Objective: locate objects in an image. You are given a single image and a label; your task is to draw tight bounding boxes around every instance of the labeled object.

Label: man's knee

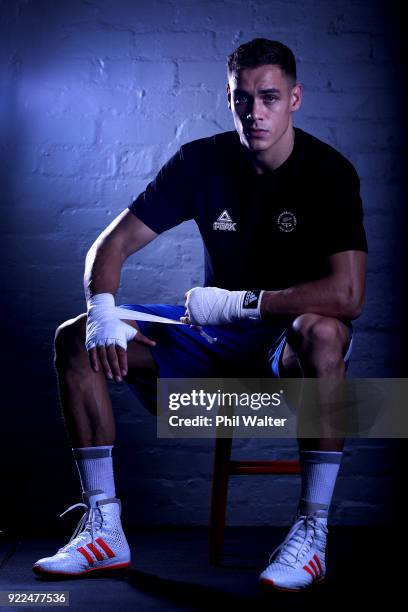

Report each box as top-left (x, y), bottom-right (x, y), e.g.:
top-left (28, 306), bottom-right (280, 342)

top-left (54, 313), bottom-right (87, 364)
top-left (290, 313), bottom-right (346, 353)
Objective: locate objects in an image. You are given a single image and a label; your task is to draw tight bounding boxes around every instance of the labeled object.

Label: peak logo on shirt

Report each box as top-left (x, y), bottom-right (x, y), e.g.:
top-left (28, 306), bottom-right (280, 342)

top-left (277, 211), bottom-right (297, 233)
top-left (213, 210), bottom-right (237, 231)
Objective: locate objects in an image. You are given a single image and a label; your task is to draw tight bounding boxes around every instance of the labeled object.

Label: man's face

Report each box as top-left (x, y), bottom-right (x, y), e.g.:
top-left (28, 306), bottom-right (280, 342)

top-left (227, 64), bottom-right (302, 153)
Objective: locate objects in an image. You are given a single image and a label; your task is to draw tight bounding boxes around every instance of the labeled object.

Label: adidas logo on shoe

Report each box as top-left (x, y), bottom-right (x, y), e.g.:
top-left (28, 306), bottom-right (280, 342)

top-left (76, 536), bottom-right (116, 566)
top-left (302, 553), bottom-right (324, 580)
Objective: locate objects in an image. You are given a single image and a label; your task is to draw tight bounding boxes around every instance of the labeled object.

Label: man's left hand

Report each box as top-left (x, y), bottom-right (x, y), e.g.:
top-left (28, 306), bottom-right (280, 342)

top-left (180, 287), bottom-right (264, 326)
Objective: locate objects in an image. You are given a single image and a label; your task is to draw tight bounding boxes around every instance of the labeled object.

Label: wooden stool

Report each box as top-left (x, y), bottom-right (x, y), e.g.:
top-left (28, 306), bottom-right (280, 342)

top-left (208, 436), bottom-right (301, 565)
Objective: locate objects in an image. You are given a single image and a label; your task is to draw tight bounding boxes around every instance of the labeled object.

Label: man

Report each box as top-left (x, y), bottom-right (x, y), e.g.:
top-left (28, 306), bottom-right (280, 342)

top-left (33, 39), bottom-right (367, 591)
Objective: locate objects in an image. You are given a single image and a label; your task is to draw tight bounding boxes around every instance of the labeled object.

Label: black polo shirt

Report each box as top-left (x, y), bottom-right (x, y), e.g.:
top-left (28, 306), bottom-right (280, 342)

top-left (128, 128), bottom-right (368, 291)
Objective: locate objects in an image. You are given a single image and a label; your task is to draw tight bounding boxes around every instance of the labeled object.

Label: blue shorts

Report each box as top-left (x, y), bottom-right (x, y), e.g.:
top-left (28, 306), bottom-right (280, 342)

top-left (119, 304), bottom-right (354, 414)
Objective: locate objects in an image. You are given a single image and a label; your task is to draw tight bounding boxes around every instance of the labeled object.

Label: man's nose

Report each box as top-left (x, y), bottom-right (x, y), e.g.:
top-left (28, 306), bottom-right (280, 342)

top-left (246, 98), bottom-right (263, 121)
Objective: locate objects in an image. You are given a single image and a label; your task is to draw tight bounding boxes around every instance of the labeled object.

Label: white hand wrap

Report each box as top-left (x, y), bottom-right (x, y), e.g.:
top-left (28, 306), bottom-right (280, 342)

top-left (85, 293), bottom-right (137, 351)
top-left (185, 287), bottom-right (264, 326)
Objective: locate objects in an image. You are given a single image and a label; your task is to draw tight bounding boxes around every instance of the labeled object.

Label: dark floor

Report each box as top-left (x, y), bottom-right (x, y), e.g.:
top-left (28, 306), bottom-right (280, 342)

top-left (0, 526), bottom-right (400, 611)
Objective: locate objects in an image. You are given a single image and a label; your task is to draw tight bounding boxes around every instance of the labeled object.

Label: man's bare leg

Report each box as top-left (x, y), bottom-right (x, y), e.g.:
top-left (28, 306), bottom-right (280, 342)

top-left (278, 313), bottom-right (351, 517)
top-left (280, 313), bottom-right (351, 452)
top-left (32, 313), bottom-right (152, 575)
top-left (54, 313), bottom-right (157, 447)
top-left (260, 314), bottom-right (353, 589)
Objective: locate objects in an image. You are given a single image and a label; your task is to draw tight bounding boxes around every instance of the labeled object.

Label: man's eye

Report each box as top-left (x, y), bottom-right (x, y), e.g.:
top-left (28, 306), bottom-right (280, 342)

top-left (234, 96), bottom-right (247, 105)
top-left (264, 96), bottom-right (278, 103)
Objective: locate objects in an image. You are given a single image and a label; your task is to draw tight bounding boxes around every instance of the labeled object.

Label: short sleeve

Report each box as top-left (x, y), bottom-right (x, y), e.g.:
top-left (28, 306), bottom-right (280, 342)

top-left (321, 162), bottom-right (368, 256)
top-left (128, 147), bottom-right (193, 234)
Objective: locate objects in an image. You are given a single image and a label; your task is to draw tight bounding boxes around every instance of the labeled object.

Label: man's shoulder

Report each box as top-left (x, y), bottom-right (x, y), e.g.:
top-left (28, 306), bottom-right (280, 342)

top-left (295, 127), bottom-right (358, 179)
top-left (180, 130), bottom-right (239, 159)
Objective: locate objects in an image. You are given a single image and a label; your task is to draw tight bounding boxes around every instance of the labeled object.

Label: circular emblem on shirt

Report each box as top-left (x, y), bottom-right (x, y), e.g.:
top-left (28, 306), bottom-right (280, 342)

top-left (277, 211), bottom-right (297, 233)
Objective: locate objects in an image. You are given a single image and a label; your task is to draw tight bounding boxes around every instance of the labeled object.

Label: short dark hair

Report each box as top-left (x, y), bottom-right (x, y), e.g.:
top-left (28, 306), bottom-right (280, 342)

top-left (227, 38), bottom-right (297, 84)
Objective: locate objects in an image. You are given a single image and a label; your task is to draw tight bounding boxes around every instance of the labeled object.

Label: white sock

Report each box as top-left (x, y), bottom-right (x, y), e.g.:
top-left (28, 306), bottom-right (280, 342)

top-left (297, 450), bottom-right (343, 516)
top-left (72, 445), bottom-right (116, 498)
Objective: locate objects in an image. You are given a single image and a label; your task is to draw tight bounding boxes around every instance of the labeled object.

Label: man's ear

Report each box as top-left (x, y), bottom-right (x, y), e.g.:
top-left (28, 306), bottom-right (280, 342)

top-left (291, 83), bottom-right (303, 112)
top-left (226, 83), bottom-right (231, 109)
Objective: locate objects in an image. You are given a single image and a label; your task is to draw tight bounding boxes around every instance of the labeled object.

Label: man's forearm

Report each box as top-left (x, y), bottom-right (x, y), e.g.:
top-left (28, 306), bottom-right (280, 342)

top-left (260, 276), bottom-right (359, 320)
top-left (83, 240), bottom-right (125, 302)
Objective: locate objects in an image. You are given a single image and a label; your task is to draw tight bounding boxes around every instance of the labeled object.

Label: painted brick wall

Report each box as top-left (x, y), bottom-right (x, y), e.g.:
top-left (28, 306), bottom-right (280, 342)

top-left (0, 0), bottom-right (405, 530)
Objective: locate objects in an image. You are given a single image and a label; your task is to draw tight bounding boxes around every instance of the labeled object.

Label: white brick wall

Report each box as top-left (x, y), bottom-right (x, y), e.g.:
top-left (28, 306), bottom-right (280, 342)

top-left (0, 0), bottom-right (404, 528)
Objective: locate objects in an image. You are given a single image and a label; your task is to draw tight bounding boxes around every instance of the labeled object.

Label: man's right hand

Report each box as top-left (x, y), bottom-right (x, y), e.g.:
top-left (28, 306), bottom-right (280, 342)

top-left (85, 293), bottom-right (156, 382)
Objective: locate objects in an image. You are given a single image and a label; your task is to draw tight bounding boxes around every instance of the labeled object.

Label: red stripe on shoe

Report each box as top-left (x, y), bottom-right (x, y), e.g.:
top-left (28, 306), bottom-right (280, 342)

top-left (87, 543), bottom-right (104, 561)
top-left (95, 537), bottom-right (116, 559)
top-left (313, 554), bottom-right (323, 575)
top-left (309, 559), bottom-right (318, 576)
top-left (303, 564), bottom-right (315, 578)
top-left (77, 547), bottom-right (94, 565)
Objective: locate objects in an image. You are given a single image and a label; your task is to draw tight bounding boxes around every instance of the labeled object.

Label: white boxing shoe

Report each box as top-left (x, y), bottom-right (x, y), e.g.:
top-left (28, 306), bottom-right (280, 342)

top-left (259, 511), bottom-right (328, 592)
top-left (33, 490), bottom-right (131, 576)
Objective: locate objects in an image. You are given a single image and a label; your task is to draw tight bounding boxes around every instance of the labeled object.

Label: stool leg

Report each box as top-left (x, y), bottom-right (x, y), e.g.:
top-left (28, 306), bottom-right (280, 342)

top-left (208, 436), bottom-right (232, 565)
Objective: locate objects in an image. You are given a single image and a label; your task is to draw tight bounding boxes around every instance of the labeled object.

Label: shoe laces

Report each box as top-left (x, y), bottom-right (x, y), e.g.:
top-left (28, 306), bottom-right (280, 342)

top-left (268, 515), bottom-right (326, 567)
top-left (57, 502), bottom-right (103, 552)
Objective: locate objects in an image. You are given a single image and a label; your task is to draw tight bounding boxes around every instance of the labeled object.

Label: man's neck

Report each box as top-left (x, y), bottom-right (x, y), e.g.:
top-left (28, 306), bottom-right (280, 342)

top-left (249, 125), bottom-right (295, 175)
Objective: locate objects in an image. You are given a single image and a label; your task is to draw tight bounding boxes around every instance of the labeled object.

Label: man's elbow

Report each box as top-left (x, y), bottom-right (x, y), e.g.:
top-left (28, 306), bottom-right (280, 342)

top-left (341, 288), bottom-right (365, 320)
